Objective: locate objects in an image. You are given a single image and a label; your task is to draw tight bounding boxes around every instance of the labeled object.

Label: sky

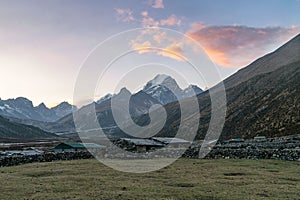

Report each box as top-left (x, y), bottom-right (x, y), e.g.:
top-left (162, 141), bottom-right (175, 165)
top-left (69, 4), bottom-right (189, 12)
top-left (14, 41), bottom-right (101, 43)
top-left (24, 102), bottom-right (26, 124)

top-left (0, 0), bottom-right (299, 107)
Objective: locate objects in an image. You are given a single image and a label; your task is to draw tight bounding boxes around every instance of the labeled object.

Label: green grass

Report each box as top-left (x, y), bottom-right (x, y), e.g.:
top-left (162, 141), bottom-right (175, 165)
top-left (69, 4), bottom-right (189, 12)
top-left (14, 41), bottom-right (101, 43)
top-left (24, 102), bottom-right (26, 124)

top-left (0, 159), bottom-right (299, 200)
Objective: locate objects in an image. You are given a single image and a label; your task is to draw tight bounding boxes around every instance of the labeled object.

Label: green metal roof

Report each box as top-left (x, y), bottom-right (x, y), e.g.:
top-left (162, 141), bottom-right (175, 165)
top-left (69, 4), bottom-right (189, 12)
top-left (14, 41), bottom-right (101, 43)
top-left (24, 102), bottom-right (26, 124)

top-left (64, 143), bottom-right (85, 148)
top-left (84, 143), bottom-right (106, 149)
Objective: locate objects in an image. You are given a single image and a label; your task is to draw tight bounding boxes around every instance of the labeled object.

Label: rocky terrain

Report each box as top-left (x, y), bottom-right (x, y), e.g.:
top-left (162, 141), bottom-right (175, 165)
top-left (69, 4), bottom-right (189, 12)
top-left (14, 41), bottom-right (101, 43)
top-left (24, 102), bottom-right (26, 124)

top-left (0, 151), bottom-right (93, 167)
top-left (187, 134), bottom-right (300, 161)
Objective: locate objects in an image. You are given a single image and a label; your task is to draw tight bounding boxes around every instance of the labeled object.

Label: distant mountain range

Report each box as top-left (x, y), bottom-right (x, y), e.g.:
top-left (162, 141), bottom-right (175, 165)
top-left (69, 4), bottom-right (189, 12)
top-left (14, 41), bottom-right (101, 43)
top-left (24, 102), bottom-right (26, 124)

top-left (0, 75), bottom-right (203, 137)
top-left (0, 34), bottom-right (299, 140)
top-left (47, 75), bottom-right (203, 134)
top-left (0, 98), bottom-right (76, 122)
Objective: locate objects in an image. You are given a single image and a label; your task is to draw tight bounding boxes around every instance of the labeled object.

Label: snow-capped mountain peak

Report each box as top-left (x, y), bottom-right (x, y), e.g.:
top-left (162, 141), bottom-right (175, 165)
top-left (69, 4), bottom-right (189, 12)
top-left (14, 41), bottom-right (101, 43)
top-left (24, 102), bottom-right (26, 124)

top-left (148, 74), bottom-right (170, 86)
top-left (143, 74), bottom-right (182, 104)
top-left (143, 74), bottom-right (203, 105)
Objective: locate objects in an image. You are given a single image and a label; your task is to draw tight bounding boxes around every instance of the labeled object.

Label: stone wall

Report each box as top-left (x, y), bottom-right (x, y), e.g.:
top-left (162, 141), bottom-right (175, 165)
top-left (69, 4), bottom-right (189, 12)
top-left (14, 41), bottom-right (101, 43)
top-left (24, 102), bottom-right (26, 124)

top-left (0, 151), bottom-right (93, 167)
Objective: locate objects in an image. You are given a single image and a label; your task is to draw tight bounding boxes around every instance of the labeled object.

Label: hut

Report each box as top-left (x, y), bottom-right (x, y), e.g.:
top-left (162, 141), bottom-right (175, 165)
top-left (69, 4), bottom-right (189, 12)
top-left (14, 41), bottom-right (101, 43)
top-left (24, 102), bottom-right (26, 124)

top-left (118, 138), bottom-right (165, 152)
top-left (152, 137), bottom-right (191, 148)
top-left (54, 142), bottom-right (105, 153)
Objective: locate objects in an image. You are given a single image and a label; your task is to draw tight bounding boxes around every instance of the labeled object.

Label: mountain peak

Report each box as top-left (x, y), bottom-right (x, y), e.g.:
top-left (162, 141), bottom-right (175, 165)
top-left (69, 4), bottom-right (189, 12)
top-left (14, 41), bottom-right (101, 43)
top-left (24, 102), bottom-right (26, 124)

top-left (150, 74), bottom-right (171, 85)
top-left (118, 87), bottom-right (131, 95)
top-left (37, 103), bottom-right (48, 109)
top-left (144, 74), bottom-right (180, 91)
top-left (14, 97), bottom-right (33, 107)
top-left (15, 97), bottom-right (31, 103)
top-left (50, 102), bottom-right (75, 119)
top-left (183, 85), bottom-right (203, 97)
top-left (53, 101), bottom-right (72, 108)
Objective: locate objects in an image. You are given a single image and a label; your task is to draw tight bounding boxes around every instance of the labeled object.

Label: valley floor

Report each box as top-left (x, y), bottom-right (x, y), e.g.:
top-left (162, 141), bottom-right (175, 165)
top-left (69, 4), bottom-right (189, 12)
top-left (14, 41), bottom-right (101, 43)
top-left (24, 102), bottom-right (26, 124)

top-left (0, 159), bottom-right (299, 200)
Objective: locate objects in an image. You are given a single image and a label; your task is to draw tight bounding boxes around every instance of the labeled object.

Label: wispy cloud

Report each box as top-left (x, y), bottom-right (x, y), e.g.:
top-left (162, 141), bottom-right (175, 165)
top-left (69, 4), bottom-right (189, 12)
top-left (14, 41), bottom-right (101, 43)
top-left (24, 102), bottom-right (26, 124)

top-left (130, 29), bottom-right (186, 61)
top-left (115, 8), bottom-right (135, 22)
top-left (141, 16), bottom-right (160, 27)
top-left (187, 25), bottom-right (300, 67)
top-left (140, 13), bottom-right (182, 27)
top-left (130, 40), bottom-right (153, 54)
top-left (160, 15), bottom-right (181, 26)
top-left (190, 22), bottom-right (206, 30)
top-left (157, 45), bottom-right (186, 61)
top-left (150, 0), bottom-right (164, 9)
top-left (114, 5), bottom-right (300, 67)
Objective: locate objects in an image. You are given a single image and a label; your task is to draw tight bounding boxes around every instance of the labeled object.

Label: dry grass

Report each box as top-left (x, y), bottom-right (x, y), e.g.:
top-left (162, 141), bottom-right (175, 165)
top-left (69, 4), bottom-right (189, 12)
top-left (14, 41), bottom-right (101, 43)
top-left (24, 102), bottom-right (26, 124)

top-left (0, 159), bottom-right (299, 199)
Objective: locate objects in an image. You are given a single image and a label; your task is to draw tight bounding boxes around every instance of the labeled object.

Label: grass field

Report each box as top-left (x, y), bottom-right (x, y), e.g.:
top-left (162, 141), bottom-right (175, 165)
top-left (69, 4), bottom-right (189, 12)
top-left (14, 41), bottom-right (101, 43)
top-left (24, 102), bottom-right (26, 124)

top-left (0, 159), bottom-right (299, 200)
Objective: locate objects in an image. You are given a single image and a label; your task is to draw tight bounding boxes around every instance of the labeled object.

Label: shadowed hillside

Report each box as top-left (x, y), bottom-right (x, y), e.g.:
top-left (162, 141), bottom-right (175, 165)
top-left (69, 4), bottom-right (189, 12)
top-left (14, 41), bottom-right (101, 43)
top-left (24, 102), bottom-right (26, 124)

top-left (0, 116), bottom-right (55, 139)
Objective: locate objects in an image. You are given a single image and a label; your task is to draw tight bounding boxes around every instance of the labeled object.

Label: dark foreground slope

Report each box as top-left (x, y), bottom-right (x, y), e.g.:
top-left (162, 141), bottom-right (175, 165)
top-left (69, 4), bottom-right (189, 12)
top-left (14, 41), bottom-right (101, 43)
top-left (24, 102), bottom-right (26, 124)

top-left (0, 116), bottom-right (55, 139)
top-left (221, 61), bottom-right (299, 138)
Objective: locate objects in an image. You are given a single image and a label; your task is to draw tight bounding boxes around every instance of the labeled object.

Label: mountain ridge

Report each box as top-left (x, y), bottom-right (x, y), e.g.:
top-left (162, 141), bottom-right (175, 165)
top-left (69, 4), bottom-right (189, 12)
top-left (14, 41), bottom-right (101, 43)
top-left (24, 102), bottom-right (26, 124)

top-left (0, 98), bottom-right (76, 122)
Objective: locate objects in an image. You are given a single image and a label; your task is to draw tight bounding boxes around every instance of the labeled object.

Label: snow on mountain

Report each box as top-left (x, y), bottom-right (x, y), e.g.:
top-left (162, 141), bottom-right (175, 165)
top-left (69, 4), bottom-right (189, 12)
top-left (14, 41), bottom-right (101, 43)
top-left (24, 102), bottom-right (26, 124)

top-left (0, 98), bottom-right (76, 122)
top-left (143, 74), bottom-right (203, 104)
top-left (51, 102), bottom-right (77, 119)
top-left (183, 85), bottom-right (204, 98)
top-left (0, 75), bottom-right (202, 124)
top-left (94, 74), bottom-right (203, 106)
top-left (96, 94), bottom-right (113, 104)
top-left (148, 74), bottom-right (170, 86)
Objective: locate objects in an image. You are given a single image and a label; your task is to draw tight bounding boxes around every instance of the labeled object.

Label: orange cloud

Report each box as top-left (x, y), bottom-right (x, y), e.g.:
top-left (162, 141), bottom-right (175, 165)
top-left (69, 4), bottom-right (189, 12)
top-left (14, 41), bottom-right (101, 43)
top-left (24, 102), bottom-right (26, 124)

top-left (153, 31), bottom-right (167, 44)
top-left (160, 15), bottom-right (181, 26)
top-left (141, 11), bottom-right (148, 17)
top-left (130, 29), bottom-right (187, 61)
top-left (158, 45), bottom-right (186, 62)
top-left (187, 25), bottom-right (300, 67)
top-left (190, 22), bottom-right (206, 30)
top-left (131, 41), bottom-right (153, 54)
